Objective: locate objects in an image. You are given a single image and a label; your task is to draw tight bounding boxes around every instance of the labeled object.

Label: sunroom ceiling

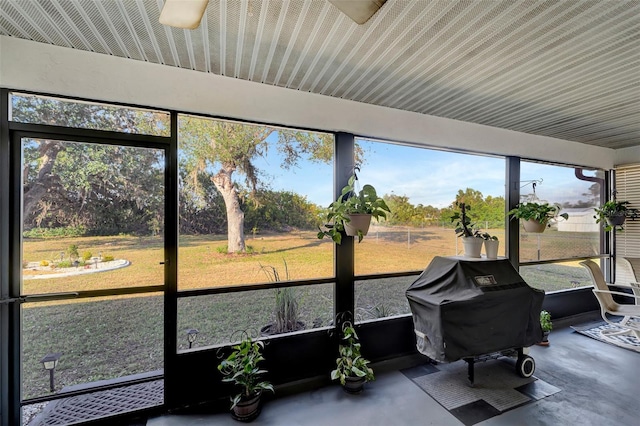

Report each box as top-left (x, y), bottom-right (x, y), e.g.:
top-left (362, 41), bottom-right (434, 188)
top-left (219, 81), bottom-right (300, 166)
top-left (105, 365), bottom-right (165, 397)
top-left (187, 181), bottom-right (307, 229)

top-left (1, 0), bottom-right (639, 149)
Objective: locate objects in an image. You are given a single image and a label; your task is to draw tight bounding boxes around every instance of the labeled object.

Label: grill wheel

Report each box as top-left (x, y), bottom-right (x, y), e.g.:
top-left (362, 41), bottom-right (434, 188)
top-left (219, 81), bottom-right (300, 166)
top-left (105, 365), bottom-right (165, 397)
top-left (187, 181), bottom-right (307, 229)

top-left (516, 355), bottom-right (536, 378)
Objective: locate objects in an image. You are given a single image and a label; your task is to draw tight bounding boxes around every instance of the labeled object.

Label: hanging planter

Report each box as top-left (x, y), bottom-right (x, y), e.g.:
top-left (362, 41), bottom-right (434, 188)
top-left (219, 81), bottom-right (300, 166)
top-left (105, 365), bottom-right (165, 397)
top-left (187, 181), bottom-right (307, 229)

top-left (508, 202), bottom-right (568, 233)
top-left (594, 199), bottom-right (630, 232)
top-left (317, 170), bottom-right (390, 244)
top-left (522, 219), bottom-right (547, 233)
top-left (606, 214), bottom-right (626, 228)
top-left (343, 213), bottom-right (372, 237)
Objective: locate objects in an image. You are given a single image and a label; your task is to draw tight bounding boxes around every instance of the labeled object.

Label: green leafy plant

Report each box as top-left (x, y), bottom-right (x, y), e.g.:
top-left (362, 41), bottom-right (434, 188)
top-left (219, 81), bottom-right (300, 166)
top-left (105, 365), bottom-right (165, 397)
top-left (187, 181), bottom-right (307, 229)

top-left (540, 310), bottom-right (553, 332)
top-left (356, 303), bottom-right (393, 321)
top-left (259, 261), bottom-right (303, 334)
top-left (216, 244), bottom-right (255, 254)
top-left (508, 202), bottom-right (568, 225)
top-left (81, 251), bottom-right (93, 262)
top-left (593, 199), bottom-right (630, 232)
top-left (317, 173), bottom-right (390, 244)
top-left (67, 244), bottom-right (79, 260)
top-left (450, 202), bottom-right (482, 238)
top-left (23, 226), bottom-right (87, 239)
top-left (330, 322), bottom-right (374, 386)
top-left (218, 333), bottom-right (274, 409)
top-left (480, 232), bottom-right (498, 241)
top-left (102, 255), bottom-right (114, 262)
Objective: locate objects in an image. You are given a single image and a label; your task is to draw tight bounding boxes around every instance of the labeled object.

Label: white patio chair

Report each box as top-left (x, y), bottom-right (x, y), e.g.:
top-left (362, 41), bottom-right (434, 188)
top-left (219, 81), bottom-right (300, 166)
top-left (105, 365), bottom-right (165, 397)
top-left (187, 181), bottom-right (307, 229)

top-left (617, 257), bottom-right (640, 304)
top-left (580, 260), bottom-right (640, 345)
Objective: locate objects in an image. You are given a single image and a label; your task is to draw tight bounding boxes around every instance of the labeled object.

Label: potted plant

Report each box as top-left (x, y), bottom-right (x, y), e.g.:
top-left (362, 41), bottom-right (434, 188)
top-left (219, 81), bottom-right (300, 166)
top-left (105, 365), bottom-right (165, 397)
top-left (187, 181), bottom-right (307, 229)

top-left (331, 321), bottom-right (375, 394)
top-left (450, 202), bottom-right (484, 258)
top-left (480, 232), bottom-right (499, 259)
top-left (538, 310), bottom-right (553, 346)
top-left (218, 333), bottom-right (274, 422)
top-left (508, 202), bottom-right (568, 233)
top-left (594, 199), bottom-right (631, 232)
top-left (317, 173), bottom-right (390, 244)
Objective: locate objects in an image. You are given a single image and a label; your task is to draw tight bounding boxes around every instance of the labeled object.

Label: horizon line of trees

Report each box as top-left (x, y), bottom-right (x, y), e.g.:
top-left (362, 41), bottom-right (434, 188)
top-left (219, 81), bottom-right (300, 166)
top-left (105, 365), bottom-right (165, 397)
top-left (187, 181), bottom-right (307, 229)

top-left (15, 94), bottom-right (600, 246)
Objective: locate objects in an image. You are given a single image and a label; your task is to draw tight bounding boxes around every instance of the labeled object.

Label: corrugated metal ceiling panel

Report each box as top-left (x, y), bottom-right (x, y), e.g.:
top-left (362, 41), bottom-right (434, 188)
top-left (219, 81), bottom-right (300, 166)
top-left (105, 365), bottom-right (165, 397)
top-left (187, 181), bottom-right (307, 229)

top-left (0, 0), bottom-right (639, 148)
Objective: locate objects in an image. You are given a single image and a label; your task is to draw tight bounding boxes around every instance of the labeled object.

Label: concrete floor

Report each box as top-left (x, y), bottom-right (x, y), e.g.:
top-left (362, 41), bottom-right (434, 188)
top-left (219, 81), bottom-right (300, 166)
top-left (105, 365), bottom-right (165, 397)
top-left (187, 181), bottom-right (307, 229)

top-left (148, 315), bottom-right (640, 426)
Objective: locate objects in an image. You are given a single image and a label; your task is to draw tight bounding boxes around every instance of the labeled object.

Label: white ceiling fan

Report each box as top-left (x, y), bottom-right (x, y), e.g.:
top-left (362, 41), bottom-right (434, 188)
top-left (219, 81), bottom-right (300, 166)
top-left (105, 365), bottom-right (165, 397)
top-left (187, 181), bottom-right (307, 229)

top-left (159, 0), bottom-right (387, 30)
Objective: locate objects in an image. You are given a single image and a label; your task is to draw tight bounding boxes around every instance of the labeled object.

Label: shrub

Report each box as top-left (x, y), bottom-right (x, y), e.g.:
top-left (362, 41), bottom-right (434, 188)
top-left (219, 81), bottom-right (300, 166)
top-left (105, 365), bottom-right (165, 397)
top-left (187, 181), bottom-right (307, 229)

top-left (82, 251), bottom-right (93, 262)
top-left (39, 260), bottom-right (49, 267)
top-left (23, 226), bottom-right (87, 239)
top-left (102, 255), bottom-right (115, 262)
top-left (67, 244), bottom-right (79, 260)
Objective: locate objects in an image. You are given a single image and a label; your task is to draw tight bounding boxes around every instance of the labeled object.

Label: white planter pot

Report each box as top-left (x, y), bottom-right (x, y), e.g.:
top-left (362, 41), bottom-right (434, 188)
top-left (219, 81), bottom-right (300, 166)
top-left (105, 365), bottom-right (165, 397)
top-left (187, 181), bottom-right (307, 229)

top-left (344, 214), bottom-right (372, 237)
top-left (484, 239), bottom-right (499, 259)
top-left (522, 219), bottom-right (546, 233)
top-left (462, 237), bottom-right (483, 258)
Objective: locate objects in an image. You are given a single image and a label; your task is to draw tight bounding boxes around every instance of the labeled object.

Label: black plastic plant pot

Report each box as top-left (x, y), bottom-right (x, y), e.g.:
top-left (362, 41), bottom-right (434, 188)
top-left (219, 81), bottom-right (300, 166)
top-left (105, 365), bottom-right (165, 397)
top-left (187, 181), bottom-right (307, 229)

top-left (343, 376), bottom-right (366, 394)
top-left (606, 215), bottom-right (626, 227)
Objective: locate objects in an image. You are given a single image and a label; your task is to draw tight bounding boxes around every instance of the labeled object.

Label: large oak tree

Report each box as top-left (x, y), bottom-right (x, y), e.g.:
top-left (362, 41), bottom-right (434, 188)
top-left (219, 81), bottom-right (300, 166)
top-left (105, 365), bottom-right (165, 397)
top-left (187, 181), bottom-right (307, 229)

top-left (179, 117), bottom-right (333, 253)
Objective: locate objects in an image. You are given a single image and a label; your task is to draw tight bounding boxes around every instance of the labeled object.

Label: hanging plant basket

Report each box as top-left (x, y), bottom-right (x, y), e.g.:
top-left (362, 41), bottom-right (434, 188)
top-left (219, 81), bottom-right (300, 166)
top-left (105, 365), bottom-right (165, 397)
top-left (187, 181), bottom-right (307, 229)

top-left (344, 213), bottom-right (372, 237)
top-left (605, 214), bottom-right (626, 228)
top-left (317, 170), bottom-right (390, 244)
top-left (522, 219), bottom-right (547, 233)
top-left (508, 202), bottom-right (568, 234)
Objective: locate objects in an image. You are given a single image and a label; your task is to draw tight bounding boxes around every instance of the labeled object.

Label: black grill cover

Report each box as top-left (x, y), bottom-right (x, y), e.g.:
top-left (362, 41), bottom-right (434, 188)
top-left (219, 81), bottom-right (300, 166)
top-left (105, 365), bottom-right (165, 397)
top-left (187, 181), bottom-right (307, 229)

top-left (406, 256), bottom-right (544, 362)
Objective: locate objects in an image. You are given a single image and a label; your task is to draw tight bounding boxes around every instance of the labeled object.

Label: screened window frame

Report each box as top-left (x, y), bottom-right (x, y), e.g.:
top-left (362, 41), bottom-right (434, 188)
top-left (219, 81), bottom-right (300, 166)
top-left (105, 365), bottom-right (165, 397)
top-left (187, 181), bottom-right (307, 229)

top-left (0, 88), bottom-right (610, 424)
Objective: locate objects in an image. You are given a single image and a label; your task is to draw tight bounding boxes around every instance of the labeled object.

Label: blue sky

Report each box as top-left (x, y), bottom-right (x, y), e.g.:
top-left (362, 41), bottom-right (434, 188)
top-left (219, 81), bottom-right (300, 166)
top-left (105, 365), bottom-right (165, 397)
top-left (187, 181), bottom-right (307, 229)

top-left (253, 137), bottom-right (599, 209)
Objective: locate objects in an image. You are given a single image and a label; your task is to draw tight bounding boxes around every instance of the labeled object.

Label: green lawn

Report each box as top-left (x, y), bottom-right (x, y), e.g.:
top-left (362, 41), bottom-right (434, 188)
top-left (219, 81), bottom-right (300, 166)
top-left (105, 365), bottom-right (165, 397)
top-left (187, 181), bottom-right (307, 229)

top-left (20, 227), bottom-right (596, 399)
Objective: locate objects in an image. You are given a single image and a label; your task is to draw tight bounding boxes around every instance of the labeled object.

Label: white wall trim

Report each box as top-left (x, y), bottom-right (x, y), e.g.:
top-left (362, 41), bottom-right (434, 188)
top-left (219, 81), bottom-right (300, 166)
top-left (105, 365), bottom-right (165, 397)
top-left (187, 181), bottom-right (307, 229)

top-left (615, 147), bottom-right (640, 168)
top-left (0, 36), bottom-right (615, 169)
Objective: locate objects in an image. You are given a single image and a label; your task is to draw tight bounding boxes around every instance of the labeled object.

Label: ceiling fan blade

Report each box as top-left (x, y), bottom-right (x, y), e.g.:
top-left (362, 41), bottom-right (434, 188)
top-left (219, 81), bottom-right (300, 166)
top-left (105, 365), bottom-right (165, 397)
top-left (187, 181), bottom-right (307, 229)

top-left (328, 0), bottom-right (387, 25)
top-left (159, 0), bottom-right (209, 30)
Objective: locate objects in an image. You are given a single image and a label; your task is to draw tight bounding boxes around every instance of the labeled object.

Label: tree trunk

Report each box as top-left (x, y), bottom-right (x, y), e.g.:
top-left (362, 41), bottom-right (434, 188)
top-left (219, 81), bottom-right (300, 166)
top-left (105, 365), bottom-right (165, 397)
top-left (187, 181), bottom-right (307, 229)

top-left (211, 166), bottom-right (245, 253)
top-left (23, 141), bottom-right (62, 222)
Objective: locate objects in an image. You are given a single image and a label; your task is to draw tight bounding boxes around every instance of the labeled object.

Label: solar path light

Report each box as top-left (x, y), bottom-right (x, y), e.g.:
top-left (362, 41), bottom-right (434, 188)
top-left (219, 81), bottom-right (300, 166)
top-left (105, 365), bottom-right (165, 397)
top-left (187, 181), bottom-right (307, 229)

top-left (40, 352), bottom-right (62, 392)
top-left (186, 329), bottom-right (199, 349)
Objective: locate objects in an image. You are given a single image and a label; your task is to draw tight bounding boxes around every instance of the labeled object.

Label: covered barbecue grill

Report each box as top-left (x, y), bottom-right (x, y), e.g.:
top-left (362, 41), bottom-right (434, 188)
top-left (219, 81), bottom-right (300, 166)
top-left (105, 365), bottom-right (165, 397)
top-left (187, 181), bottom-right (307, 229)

top-left (406, 256), bottom-right (544, 382)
